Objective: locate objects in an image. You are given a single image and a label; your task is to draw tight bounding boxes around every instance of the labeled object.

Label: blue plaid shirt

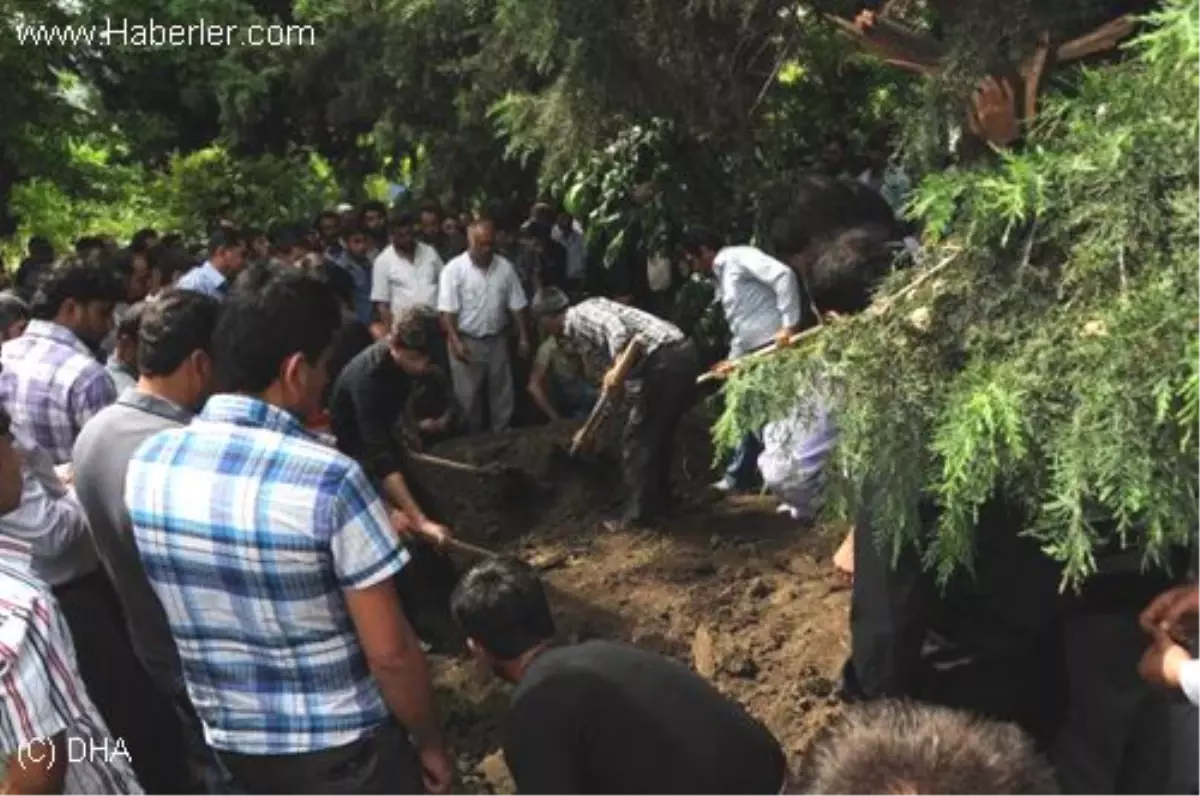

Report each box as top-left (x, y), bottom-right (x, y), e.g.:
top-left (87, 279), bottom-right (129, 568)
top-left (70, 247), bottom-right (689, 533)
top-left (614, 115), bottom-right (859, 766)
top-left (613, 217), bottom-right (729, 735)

top-left (125, 394), bottom-right (409, 755)
top-left (176, 261), bottom-right (228, 299)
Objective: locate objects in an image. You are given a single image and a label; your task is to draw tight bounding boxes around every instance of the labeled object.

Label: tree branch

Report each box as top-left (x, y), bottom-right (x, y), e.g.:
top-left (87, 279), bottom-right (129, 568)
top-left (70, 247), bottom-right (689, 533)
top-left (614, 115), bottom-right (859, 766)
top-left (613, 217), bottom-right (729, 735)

top-left (1056, 15), bottom-right (1137, 63)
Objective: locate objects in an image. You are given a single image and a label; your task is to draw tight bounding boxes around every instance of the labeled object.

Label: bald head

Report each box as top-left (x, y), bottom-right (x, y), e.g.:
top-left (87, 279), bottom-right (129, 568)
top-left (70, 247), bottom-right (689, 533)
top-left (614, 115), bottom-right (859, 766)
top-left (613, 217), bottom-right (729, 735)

top-left (468, 219), bottom-right (496, 267)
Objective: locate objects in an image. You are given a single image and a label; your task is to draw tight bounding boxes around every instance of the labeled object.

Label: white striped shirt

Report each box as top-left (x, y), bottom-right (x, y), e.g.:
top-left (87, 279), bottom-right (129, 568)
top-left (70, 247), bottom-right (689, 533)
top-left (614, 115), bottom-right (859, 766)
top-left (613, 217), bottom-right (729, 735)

top-left (0, 539), bottom-right (142, 794)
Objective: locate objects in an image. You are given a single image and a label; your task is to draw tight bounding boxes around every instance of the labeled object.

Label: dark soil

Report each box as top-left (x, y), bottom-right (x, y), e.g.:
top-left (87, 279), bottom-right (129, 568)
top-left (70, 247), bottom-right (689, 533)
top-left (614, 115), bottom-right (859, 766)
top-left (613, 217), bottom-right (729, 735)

top-left (409, 408), bottom-right (851, 793)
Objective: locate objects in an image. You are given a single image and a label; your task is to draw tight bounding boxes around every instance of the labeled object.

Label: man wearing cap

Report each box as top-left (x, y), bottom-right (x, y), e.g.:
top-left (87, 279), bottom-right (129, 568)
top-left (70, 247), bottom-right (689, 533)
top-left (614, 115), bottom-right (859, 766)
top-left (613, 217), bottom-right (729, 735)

top-left (532, 289), bottom-right (699, 530)
top-left (329, 308), bottom-right (461, 642)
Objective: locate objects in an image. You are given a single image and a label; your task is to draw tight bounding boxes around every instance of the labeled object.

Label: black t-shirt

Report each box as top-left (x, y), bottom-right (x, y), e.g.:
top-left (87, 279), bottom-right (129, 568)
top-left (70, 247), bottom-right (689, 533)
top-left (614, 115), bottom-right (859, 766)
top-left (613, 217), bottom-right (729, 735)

top-left (329, 340), bottom-right (415, 482)
top-left (503, 641), bottom-right (786, 794)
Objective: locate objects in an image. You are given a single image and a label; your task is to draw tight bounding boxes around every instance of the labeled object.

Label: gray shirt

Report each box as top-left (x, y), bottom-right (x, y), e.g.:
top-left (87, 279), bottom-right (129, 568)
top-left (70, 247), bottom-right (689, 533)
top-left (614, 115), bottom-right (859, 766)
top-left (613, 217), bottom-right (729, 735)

top-left (712, 246), bottom-right (801, 358)
top-left (71, 390), bottom-right (193, 693)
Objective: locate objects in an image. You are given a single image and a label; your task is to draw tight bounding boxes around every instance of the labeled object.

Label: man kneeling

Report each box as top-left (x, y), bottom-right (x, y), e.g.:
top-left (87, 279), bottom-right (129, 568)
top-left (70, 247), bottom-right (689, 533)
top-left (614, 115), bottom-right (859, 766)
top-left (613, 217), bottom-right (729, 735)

top-left (450, 557), bottom-right (788, 794)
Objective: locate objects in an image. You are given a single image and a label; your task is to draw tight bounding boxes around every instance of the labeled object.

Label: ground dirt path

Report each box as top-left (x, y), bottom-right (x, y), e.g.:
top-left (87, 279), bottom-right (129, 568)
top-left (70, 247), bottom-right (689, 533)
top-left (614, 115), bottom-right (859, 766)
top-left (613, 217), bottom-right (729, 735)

top-left (417, 412), bottom-right (851, 793)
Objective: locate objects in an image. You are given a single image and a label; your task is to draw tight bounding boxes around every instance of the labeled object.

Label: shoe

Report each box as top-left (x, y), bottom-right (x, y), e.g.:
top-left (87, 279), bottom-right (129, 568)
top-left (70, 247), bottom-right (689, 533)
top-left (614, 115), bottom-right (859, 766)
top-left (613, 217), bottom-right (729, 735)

top-left (711, 476), bottom-right (737, 493)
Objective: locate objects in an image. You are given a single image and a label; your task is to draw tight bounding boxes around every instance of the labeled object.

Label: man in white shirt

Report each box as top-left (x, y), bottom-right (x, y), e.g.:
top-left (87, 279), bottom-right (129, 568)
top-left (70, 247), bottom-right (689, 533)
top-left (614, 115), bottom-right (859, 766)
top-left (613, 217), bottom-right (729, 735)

top-left (551, 208), bottom-right (587, 290)
top-left (372, 211), bottom-right (445, 331)
top-left (683, 227), bottom-right (802, 492)
top-left (438, 218), bottom-right (530, 433)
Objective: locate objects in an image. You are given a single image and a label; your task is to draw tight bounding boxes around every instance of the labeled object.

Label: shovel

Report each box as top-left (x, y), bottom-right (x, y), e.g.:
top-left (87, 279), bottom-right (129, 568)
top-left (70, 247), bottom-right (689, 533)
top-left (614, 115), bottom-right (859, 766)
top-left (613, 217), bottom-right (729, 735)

top-left (409, 451), bottom-right (535, 497)
top-left (569, 336), bottom-right (645, 456)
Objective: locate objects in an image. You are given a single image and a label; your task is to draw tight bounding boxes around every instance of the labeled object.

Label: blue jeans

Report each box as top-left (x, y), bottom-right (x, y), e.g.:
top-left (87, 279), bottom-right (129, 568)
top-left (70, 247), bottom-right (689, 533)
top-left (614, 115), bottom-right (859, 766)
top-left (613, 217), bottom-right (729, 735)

top-left (553, 377), bottom-right (600, 420)
top-left (723, 432), bottom-right (763, 489)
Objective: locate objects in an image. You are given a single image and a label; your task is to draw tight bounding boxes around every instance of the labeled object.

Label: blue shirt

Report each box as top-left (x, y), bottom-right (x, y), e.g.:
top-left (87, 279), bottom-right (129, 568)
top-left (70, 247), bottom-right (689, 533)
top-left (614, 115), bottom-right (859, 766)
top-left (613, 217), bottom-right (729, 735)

top-left (327, 246), bottom-right (374, 325)
top-left (124, 394), bottom-right (409, 755)
top-left (176, 262), bottom-right (228, 299)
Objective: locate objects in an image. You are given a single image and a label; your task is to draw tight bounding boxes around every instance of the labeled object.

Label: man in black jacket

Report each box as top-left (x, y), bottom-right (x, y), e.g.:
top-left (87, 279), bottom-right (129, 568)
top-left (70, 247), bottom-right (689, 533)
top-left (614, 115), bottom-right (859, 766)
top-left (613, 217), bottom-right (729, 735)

top-left (329, 308), bottom-right (461, 644)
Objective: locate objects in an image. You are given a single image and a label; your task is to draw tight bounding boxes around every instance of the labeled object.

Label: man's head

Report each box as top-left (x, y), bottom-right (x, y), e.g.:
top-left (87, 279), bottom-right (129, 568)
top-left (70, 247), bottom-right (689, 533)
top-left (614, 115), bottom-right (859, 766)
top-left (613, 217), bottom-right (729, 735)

top-left (681, 227), bottom-right (725, 274)
top-left (32, 257), bottom-right (124, 345)
top-left (418, 201), bottom-right (442, 243)
top-left (555, 209), bottom-right (574, 235)
top-left (390, 212), bottom-right (418, 256)
top-left (207, 228), bottom-right (248, 277)
top-left (108, 248), bottom-right (152, 304)
top-left (531, 287), bottom-right (569, 336)
top-left (0, 407), bottom-right (22, 515)
top-left (0, 294), bottom-right (30, 342)
top-left (244, 227), bottom-right (270, 262)
top-left (130, 228), bottom-right (159, 254)
top-left (315, 210), bottom-right (341, 245)
top-left (342, 227), bottom-right (370, 260)
top-left (467, 219), bottom-right (497, 268)
top-left (450, 557), bottom-right (557, 681)
top-left (530, 202), bottom-right (555, 227)
top-left (360, 200), bottom-right (388, 234)
top-left (74, 236), bottom-right (106, 263)
top-left (804, 701), bottom-right (1059, 795)
top-left (822, 133), bottom-right (850, 175)
top-left (337, 203), bottom-right (358, 233)
top-left (113, 302), bottom-right (146, 368)
top-left (212, 265), bottom-right (341, 418)
top-left (27, 236), bottom-right (54, 263)
top-left (138, 289), bottom-right (222, 410)
top-left (442, 216), bottom-right (462, 240)
top-left (268, 224), bottom-right (309, 267)
top-left (148, 245), bottom-right (195, 294)
top-left (387, 308), bottom-right (433, 376)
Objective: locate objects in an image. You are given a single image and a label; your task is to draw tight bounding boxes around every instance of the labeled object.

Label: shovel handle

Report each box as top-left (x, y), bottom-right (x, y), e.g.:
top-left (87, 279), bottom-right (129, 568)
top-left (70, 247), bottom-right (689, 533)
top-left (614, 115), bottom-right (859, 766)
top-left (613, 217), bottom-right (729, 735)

top-left (571, 336), bottom-right (644, 455)
top-left (443, 537), bottom-right (498, 559)
top-left (696, 326), bottom-right (823, 385)
top-left (410, 452), bottom-right (491, 475)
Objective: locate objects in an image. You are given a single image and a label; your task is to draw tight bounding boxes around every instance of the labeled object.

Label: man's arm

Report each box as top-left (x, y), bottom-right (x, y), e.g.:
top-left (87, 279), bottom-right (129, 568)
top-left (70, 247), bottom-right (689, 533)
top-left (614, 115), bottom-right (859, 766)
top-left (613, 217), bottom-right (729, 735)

top-left (370, 253), bottom-right (394, 331)
top-left (527, 349), bottom-right (561, 421)
top-left (502, 674), bottom-right (588, 794)
top-left (506, 265), bottom-right (531, 357)
top-left (437, 266), bottom-right (468, 363)
top-left (0, 460), bottom-right (89, 561)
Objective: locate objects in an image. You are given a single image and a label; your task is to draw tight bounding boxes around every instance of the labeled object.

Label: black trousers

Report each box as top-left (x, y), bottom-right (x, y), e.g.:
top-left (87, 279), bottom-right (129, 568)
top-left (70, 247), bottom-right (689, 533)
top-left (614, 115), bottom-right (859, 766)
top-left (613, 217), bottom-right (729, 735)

top-left (55, 568), bottom-right (200, 793)
top-left (216, 722), bottom-right (423, 795)
top-left (621, 340), bottom-right (700, 523)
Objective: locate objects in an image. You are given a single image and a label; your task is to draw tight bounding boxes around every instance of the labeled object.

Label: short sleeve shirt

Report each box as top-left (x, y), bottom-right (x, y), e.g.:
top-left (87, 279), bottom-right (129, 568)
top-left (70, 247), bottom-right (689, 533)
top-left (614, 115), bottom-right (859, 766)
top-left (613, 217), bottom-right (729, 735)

top-left (436, 253), bottom-right (528, 337)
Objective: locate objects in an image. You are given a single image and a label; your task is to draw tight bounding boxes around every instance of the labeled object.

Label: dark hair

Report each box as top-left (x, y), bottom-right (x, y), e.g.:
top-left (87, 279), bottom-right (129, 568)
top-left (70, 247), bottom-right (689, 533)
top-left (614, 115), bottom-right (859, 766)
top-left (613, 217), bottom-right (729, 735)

top-left (31, 257), bottom-right (125, 319)
top-left (315, 210), bottom-right (339, 227)
top-left (74, 236), bottom-right (105, 256)
top-left (341, 226), bottom-right (367, 241)
top-left (803, 701), bottom-right (1059, 795)
top-left (390, 211), bottom-right (417, 230)
top-left (138, 289), bottom-right (222, 377)
top-left (27, 237), bottom-right (54, 261)
top-left (130, 228), bottom-right (158, 253)
top-left (681, 226), bottom-right (725, 255)
top-left (269, 223), bottom-right (309, 252)
top-left (360, 200), bottom-right (387, 217)
top-left (212, 266), bottom-right (342, 394)
top-left (244, 226), bottom-right (265, 242)
top-left (148, 244), bottom-right (196, 287)
top-left (417, 200), bottom-right (441, 218)
top-left (207, 227), bottom-right (245, 254)
top-left (450, 557), bottom-right (556, 661)
top-left (0, 293), bottom-right (30, 330)
top-left (804, 225), bottom-right (894, 315)
top-left (115, 302), bottom-right (146, 340)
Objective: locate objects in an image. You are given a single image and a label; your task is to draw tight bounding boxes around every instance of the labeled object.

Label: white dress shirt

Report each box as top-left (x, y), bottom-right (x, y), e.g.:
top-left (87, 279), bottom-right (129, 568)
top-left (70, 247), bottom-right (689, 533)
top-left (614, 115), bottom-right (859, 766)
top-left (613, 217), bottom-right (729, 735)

top-left (0, 425), bottom-right (95, 587)
top-left (552, 224), bottom-right (587, 281)
top-left (1181, 659), bottom-right (1199, 706)
top-left (371, 242), bottom-right (444, 315)
top-left (437, 253), bottom-right (528, 337)
top-left (713, 245), bottom-right (802, 358)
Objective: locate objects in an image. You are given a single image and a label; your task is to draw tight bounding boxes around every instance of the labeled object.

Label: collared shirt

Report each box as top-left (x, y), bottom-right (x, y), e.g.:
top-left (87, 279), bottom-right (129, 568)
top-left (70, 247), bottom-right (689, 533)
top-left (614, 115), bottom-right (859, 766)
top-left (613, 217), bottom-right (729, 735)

top-left (125, 394), bottom-right (409, 755)
top-left (713, 246), bottom-right (801, 358)
top-left (371, 243), bottom-right (444, 316)
top-left (176, 262), bottom-right (228, 299)
top-left (327, 246), bottom-right (374, 325)
top-left (551, 224), bottom-right (587, 281)
top-left (105, 356), bottom-right (138, 395)
top-left (564, 297), bottom-right (684, 364)
top-left (0, 424), bottom-right (95, 587)
top-left (71, 390), bottom-right (194, 694)
top-left (0, 539), bottom-right (143, 794)
top-left (437, 253), bottom-right (528, 337)
top-left (0, 320), bottom-right (118, 464)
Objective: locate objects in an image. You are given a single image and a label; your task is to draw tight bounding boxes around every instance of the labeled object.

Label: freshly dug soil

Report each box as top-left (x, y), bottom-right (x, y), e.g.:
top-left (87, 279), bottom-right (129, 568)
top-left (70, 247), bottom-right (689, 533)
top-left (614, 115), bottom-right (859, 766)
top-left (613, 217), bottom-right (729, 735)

top-left (410, 408), bottom-right (851, 793)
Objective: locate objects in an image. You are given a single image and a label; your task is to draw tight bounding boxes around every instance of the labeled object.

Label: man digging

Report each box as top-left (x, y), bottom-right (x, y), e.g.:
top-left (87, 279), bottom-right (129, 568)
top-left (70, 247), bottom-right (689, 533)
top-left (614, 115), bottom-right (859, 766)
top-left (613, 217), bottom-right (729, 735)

top-left (531, 288), bottom-right (699, 531)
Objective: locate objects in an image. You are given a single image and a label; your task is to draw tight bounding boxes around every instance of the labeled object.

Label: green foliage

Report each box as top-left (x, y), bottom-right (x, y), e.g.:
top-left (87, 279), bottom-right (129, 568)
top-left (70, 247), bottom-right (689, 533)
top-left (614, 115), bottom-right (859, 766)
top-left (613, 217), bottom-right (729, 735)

top-left (158, 146), bottom-right (339, 237)
top-left (714, 0), bottom-right (1200, 587)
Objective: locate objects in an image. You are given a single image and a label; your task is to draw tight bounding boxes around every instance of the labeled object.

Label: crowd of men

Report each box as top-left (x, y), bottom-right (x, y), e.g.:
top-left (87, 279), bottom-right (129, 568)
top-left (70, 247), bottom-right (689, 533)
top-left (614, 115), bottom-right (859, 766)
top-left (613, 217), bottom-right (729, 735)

top-left (0, 173), bottom-right (1193, 795)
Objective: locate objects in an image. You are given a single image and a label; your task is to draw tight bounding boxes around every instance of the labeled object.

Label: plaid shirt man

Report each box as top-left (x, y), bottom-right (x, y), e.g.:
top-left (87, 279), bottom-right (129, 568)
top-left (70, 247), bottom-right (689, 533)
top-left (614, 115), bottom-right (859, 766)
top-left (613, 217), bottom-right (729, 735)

top-left (0, 538), bottom-right (142, 794)
top-left (564, 297), bottom-right (684, 366)
top-left (0, 320), bottom-right (117, 464)
top-left (125, 394), bottom-right (409, 756)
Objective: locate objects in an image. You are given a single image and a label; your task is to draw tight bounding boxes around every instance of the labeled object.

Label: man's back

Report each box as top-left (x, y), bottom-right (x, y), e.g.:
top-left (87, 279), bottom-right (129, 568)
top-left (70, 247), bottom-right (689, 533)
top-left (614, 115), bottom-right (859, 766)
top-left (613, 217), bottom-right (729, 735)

top-left (72, 393), bottom-right (191, 688)
top-left (504, 640), bottom-right (786, 794)
top-left (124, 393), bottom-right (409, 755)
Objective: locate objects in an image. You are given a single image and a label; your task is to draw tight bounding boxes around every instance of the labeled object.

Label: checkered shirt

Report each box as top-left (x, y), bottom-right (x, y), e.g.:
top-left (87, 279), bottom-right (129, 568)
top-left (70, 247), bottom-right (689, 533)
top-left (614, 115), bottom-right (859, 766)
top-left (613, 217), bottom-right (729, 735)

top-left (124, 394), bottom-right (410, 755)
top-left (564, 297), bottom-right (684, 364)
top-left (0, 539), bottom-right (143, 794)
top-left (0, 320), bottom-right (117, 464)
